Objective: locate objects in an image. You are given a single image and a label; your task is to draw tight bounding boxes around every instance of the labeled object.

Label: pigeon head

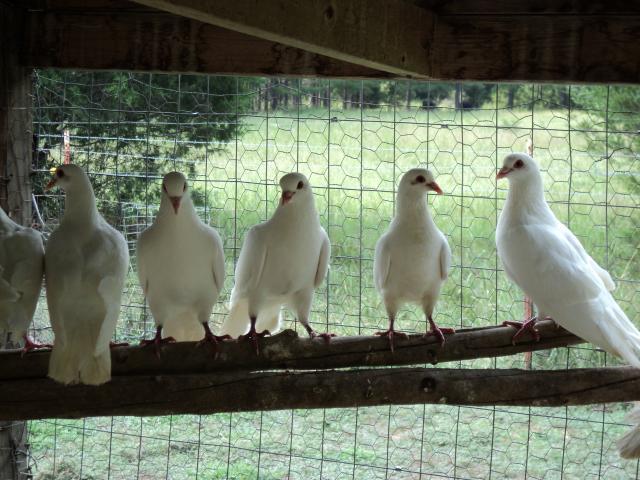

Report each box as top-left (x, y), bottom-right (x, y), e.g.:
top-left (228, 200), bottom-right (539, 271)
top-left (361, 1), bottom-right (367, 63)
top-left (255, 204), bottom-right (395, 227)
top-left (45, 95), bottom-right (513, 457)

top-left (45, 164), bottom-right (91, 193)
top-left (398, 168), bottom-right (442, 198)
top-left (497, 153), bottom-right (539, 182)
top-left (279, 172), bottom-right (312, 206)
top-left (162, 172), bottom-right (188, 214)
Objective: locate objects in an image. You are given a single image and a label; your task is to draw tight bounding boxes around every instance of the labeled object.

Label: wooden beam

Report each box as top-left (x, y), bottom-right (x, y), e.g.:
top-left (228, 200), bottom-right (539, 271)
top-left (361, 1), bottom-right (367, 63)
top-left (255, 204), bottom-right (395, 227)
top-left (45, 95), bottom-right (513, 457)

top-left (0, 321), bottom-right (584, 380)
top-left (415, 0), bottom-right (640, 15)
top-left (126, 0), bottom-right (434, 78)
top-left (2, 366), bottom-right (639, 421)
top-left (431, 14), bottom-right (640, 83)
top-left (23, 10), bottom-right (392, 78)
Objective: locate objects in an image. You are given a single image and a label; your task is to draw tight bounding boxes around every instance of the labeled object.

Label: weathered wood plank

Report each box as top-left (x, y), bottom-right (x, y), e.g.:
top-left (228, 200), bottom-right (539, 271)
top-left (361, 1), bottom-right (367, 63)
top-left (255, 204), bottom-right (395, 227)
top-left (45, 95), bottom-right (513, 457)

top-left (2, 366), bottom-right (639, 421)
top-left (432, 14), bottom-right (640, 83)
top-left (24, 10), bottom-right (392, 78)
top-left (0, 320), bottom-right (585, 380)
top-left (415, 0), bottom-right (640, 15)
top-left (126, 0), bottom-right (434, 78)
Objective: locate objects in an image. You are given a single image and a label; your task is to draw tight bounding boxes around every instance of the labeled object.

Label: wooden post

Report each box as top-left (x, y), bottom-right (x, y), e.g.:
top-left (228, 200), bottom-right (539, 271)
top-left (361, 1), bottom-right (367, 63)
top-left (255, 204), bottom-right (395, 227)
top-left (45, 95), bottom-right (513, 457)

top-left (0, 4), bottom-right (32, 479)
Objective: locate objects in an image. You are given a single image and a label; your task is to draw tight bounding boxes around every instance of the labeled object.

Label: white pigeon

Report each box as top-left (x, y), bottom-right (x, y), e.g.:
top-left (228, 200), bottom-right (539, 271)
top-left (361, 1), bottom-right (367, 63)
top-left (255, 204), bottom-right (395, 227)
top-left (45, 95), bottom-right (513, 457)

top-left (137, 172), bottom-right (228, 355)
top-left (221, 172), bottom-right (332, 353)
top-left (495, 152), bottom-right (640, 458)
top-left (373, 168), bottom-right (454, 351)
top-left (0, 207), bottom-right (46, 351)
top-left (45, 164), bottom-right (129, 385)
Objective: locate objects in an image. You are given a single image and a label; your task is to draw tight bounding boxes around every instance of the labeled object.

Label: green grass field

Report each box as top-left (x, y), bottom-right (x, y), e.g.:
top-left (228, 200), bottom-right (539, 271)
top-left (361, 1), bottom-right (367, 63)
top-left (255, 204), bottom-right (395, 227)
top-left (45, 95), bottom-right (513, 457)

top-left (26, 105), bottom-right (640, 479)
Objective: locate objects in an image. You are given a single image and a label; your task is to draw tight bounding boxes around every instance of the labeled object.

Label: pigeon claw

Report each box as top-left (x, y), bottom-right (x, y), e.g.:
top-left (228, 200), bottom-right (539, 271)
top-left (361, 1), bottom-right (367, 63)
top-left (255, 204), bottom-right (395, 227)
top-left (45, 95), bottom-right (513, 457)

top-left (375, 328), bottom-right (408, 353)
top-left (309, 330), bottom-right (337, 344)
top-left (140, 334), bottom-right (176, 359)
top-left (424, 322), bottom-right (455, 346)
top-left (20, 335), bottom-right (52, 356)
top-left (239, 328), bottom-right (270, 355)
top-left (197, 331), bottom-right (232, 358)
top-left (503, 318), bottom-right (541, 345)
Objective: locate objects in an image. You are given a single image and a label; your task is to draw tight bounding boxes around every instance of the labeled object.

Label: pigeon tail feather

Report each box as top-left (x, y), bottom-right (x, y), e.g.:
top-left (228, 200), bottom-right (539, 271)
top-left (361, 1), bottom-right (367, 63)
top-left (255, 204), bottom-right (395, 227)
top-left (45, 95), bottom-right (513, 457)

top-left (79, 350), bottom-right (111, 386)
top-left (48, 345), bottom-right (81, 385)
top-left (162, 312), bottom-right (205, 342)
top-left (222, 298), bottom-right (281, 337)
top-left (617, 404), bottom-right (640, 459)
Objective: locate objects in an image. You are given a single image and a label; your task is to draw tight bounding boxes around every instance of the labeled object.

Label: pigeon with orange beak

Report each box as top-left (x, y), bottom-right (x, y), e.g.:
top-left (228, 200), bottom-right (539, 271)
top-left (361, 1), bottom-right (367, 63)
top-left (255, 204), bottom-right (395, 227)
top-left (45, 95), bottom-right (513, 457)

top-left (373, 168), bottom-right (453, 351)
top-left (137, 172), bottom-right (228, 357)
top-left (45, 164), bottom-right (129, 385)
top-left (221, 172), bottom-right (332, 354)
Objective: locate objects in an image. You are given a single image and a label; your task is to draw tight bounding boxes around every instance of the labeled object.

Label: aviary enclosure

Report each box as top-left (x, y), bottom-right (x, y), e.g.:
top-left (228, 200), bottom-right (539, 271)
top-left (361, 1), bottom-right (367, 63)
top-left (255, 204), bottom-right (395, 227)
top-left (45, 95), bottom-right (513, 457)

top-left (16, 72), bottom-right (640, 478)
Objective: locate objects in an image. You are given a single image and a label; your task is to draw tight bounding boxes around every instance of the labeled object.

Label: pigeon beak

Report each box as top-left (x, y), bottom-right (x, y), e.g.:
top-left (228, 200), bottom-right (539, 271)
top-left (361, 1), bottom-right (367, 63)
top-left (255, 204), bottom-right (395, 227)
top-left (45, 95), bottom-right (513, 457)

top-left (496, 167), bottom-right (512, 180)
top-left (427, 181), bottom-right (443, 195)
top-left (281, 191), bottom-right (295, 205)
top-left (170, 196), bottom-right (182, 214)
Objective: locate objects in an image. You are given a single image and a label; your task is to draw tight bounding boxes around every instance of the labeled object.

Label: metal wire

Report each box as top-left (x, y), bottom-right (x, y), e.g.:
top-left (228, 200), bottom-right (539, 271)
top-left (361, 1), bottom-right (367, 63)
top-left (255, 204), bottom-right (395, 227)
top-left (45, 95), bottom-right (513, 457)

top-left (16, 71), bottom-right (640, 479)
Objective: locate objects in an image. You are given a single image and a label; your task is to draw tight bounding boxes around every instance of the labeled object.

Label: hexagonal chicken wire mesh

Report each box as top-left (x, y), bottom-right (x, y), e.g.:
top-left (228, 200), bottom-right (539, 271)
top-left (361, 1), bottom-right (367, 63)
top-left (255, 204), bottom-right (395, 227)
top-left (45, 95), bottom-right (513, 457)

top-left (12, 71), bottom-right (640, 478)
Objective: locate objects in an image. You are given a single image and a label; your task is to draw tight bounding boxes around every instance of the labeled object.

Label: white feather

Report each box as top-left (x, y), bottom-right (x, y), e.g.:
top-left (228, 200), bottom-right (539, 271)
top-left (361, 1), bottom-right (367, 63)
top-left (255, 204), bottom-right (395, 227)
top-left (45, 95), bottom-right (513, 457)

top-left (221, 173), bottom-right (330, 337)
top-left (137, 172), bottom-right (225, 341)
top-left (496, 152), bottom-right (640, 458)
top-left (46, 165), bottom-right (128, 385)
top-left (0, 208), bottom-right (44, 347)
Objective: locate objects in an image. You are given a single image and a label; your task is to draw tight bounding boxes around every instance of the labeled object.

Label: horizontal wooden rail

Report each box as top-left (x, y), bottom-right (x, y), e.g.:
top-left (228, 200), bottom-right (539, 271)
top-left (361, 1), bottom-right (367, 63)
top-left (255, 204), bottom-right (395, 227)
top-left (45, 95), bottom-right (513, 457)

top-left (2, 366), bottom-right (639, 420)
top-left (0, 320), bottom-right (583, 380)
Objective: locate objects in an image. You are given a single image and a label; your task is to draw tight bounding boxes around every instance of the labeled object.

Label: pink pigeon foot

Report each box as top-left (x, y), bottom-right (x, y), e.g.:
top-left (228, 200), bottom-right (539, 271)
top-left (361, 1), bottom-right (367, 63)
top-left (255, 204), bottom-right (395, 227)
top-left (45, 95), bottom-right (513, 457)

top-left (304, 325), bottom-right (336, 343)
top-left (140, 326), bottom-right (175, 358)
top-left (197, 323), bottom-right (231, 357)
top-left (375, 328), bottom-right (408, 353)
top-left (21, 335), bottom-right (52, 355)
top-left (238, 317), bottom-right (270, 355)
top-left (502, 317), bottom-right (541, 344)
top-left (424, 317), bottom-right (455, 346)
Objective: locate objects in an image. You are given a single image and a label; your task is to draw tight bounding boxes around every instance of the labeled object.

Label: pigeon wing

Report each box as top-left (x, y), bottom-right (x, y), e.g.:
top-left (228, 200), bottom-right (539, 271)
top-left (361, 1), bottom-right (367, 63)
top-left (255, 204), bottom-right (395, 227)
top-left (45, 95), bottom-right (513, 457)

top-left (438, 233), bottom-right (452, 281)
top-left (314, 229), bottom-right (330, 288)
top-left (231, 226), bottom-right (267, 301)
top-left (373, 235), bottom-right (391, 292)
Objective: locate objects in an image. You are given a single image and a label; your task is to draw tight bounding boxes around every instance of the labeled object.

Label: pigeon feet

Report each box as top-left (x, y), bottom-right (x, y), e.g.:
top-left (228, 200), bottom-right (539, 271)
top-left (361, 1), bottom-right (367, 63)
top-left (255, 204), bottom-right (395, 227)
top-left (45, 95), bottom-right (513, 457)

top-left (239, 327), bottom-right (270, 355)
top-left (309, 330), bottom-right (337, 343)
top-left (424, 319), bottom-right (455, 346)
top-left (375, 328), bottom-right (408, 353)
top-left (140, 327), bottom-right (176, 358)
top-left (21, 335), bottom-right (52, 356)
top-left (197, 324), bottom-right (231, 358)
top-left (502, 317), bottom-right (541, 345)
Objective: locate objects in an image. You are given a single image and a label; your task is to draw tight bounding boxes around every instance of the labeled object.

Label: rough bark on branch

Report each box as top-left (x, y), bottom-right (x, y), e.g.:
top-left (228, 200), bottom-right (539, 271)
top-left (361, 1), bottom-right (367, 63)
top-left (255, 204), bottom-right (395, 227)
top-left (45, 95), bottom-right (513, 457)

top-left (0, 320), bottom-right (584, 381)
top-left (1, 366), bottom-right (639, 421)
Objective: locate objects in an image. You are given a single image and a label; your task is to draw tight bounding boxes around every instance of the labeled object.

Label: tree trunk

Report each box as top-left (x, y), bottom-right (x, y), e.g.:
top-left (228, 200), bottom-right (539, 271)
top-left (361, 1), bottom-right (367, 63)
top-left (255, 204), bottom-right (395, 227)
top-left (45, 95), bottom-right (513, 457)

top-left (507, 85), bottom-right (516, 108)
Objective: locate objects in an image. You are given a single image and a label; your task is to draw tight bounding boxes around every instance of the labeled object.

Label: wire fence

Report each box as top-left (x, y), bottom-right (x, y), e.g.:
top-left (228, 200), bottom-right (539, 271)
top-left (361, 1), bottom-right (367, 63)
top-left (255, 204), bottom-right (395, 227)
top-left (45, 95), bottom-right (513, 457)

top-left (13, 71), bottom-right (640, 478)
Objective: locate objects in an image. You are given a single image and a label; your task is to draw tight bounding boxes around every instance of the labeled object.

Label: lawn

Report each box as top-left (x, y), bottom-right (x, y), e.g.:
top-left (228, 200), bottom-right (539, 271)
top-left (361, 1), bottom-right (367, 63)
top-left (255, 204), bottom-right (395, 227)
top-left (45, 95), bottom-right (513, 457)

top-left (25, 99), bottom-right (640, 479)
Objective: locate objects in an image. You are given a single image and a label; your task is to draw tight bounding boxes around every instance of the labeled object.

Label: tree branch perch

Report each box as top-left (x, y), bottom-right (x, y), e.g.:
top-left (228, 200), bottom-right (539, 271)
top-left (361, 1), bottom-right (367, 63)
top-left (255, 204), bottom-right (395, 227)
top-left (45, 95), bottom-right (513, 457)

top-left (2, 367), bottom-right (639, 421)
top-left (0, 320), bottom-right (583, 380)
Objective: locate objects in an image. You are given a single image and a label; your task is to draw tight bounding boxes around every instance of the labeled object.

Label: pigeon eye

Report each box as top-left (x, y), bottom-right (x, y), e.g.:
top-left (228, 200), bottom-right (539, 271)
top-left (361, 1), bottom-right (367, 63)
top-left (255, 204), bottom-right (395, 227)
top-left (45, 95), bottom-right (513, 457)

top-left (56, 169), bottom-right (65, 178)
top-left (514, 159), bottom-right (524, 169)
top-left (416, 175), bottom-right (425, 183)
top-left (297, 181), bottom-right (304, 190)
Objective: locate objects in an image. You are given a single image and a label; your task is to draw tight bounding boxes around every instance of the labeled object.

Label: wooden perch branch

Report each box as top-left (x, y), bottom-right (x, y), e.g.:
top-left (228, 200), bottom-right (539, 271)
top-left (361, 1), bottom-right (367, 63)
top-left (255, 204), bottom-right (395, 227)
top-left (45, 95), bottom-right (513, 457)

top-left (2, 367), bottom-right (640, 421)
top-left (0, 321), bottom-right (583, 381)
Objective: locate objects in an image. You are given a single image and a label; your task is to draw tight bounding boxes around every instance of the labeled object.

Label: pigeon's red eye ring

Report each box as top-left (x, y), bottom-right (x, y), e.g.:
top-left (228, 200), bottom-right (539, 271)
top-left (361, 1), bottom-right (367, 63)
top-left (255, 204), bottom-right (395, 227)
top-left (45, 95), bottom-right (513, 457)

top-left (297, 181), bottom-right (304, 190)
top-left (514, 159), bottom-right (524, 168)
top-left (416, 175), bottom-right (426, 183)
top-left (56, 169), bottom-right (65, 178)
